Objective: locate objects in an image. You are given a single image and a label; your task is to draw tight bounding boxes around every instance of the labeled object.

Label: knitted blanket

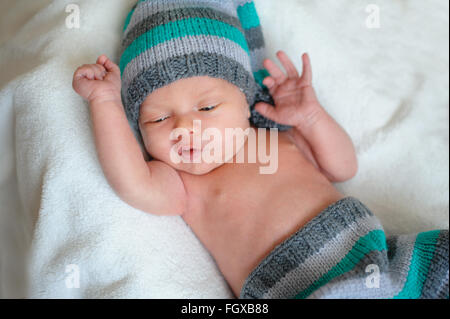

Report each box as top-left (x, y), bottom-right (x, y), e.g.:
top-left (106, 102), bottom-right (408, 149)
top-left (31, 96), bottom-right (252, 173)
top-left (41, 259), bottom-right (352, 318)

top-left (240, 197), bottom-right (449, 299)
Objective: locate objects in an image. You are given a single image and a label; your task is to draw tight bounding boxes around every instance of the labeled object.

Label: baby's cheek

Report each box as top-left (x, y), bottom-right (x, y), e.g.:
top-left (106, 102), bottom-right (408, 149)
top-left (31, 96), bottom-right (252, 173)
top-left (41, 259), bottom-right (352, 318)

top-left (140, 130), bottom-right (156, 153)
top-left (146, 132), bottom-right (174, 160)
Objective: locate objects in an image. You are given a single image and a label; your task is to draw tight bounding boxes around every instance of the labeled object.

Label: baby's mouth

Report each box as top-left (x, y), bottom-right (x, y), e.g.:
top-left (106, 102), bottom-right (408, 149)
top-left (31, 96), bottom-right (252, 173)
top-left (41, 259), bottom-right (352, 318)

top-left (178, 146), bottom-right (202, 162)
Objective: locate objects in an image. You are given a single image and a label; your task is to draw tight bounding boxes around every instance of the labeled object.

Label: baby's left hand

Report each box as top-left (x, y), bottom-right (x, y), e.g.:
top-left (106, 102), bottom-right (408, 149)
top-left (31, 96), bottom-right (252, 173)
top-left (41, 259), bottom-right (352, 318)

top-left (255, 51), bottom-right (322, 128)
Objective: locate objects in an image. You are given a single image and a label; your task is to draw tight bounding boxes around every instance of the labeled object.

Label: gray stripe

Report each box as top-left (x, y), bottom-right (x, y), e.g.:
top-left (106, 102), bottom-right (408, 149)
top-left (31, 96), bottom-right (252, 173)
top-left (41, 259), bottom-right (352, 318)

top-left (262, 215), bottom-right (383, 299)
top-left (244, 26), bottom-right (265, 51)
top-left (234, 0), bottom-right (253, 7)
top-left (386, 233), bottom-right (418, 297)
top-left (122, 7), bottom-right (244, 51)
top-left (249, 47), bottom-right (266, 72)
top-left (121, 35), bottom-right (252, 95)
top-left (123, 52), bottom-right (258, 130)
top-left (307, 252), bottom-right (393, 299)
top-left (240, 197), bottom-right (376, 299)
top-left (420, 230), bottom-right (449, 299)
top-left (124, 0), bottom-right (238, 37)
top-left (307, 234), bottom-right (417, 299)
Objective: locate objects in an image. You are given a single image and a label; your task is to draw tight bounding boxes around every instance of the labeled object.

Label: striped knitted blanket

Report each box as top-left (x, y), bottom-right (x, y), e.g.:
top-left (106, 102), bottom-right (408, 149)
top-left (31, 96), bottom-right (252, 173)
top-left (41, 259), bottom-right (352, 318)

top-left (240, 197), bottom-right (449, 299)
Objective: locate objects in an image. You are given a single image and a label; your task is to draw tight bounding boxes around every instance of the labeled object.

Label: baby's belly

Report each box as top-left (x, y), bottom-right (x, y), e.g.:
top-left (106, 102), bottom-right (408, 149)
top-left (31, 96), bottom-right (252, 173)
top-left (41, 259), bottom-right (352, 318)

top-left (181, 151), bottom-right (345, 296)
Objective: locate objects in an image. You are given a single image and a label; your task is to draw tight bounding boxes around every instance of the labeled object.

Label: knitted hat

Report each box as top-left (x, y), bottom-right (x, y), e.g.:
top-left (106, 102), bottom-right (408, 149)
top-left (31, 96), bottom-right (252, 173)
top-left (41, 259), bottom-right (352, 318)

top-left (119, 0), bottom-right (291, 133)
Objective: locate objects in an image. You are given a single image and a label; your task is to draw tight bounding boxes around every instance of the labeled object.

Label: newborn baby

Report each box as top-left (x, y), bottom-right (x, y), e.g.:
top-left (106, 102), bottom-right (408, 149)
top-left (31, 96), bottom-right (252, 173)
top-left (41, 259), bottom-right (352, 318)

top-left (72, 0), bottom-right (448, 299)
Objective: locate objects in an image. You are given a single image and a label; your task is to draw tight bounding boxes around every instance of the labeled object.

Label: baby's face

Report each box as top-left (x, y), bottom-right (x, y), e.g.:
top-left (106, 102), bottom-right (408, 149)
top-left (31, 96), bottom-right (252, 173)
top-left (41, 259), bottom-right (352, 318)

top-left (138, 76), bottom-right (251, 175)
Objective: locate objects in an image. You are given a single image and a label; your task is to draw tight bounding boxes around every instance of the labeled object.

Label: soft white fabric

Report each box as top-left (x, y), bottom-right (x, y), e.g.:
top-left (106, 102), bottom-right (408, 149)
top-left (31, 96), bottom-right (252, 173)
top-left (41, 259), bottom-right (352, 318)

top-left (0, 0), bottom-right (448, 298)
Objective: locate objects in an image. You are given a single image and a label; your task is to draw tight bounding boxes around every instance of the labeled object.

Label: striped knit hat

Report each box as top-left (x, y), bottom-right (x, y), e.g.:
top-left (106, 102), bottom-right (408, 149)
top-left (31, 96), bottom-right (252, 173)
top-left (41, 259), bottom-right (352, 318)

top-left (120, 0), bottom-right (290, 133)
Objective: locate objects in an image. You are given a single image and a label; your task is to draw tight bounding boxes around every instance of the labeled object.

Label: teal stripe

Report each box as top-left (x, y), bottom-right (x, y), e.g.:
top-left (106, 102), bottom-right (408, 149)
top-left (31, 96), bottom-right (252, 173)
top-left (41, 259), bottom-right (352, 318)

top-left (120, 18), bottom-right (250, 73)
top-left (253, 69), bottom-right (270, 88)
top-left (293, 229), bottom-right (387, 299)
top-left (237, 2), bottom-right (261, 30)
top-left (393, 230), bottom-right (441, 299)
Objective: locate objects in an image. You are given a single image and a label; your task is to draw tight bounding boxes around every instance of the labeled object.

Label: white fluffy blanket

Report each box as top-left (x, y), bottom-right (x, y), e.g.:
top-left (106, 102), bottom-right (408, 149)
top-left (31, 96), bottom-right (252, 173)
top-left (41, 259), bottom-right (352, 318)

top-left (0, 0), bottom-right (448, 298)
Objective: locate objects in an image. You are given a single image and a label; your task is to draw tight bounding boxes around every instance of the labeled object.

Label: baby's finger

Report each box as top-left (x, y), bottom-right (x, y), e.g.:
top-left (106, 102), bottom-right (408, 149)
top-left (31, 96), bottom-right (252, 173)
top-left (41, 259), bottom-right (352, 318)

top-left (300, 53), bottom-right (312, 85)
top-left (75, 65), bottom-right (95, 80)
top-left (91, 64), bottom-right (107, 80)
top-left (263, 58), bottom-right (287, 85)
top-left (97, 54), bottom-right (108, 65)
top-left (104, 58), bottom-right (120, 74)
top-left (277, 51), bottom-right (299, 79)
top-left (97, 55), bottom-right (120, 73)
top-left (262, 77), bottom-right (276, 95)
top-left (73, 68), bottom-right (93, 93)
top-left (254, 102), bottom-right (280, 123)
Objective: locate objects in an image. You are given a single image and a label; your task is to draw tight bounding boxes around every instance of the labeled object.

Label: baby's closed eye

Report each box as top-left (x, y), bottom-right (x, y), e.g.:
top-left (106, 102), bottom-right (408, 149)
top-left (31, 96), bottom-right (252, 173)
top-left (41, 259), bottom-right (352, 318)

top-left (152, 116), bottom-right (170, 123)
top-left (198, 105), bottom-right (218, 111)
top-left (141, 114), bottom-right (171, 124)
top-left (142, 103), bottom-right (220, 125)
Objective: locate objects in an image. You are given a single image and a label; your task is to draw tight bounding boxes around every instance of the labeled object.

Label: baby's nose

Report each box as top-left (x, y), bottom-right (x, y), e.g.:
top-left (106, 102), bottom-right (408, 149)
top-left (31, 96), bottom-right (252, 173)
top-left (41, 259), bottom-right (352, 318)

top-left (175, 116), bottom-right (200, 134)
top-left (174, 116), bottom-right (202, 147)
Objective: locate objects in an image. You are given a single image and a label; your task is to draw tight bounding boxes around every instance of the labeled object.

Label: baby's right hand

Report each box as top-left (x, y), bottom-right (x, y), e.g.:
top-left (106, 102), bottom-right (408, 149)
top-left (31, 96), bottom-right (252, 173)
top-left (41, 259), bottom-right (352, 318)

top-left (72, 55), bottom-right (122, 104)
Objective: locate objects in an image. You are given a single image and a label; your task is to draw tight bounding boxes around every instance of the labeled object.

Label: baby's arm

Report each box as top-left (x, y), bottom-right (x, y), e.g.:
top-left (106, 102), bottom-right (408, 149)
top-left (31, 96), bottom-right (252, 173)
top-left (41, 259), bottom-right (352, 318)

top-left (72, 55), bottom-right (186, 215)
top-left (289, 107), bottom-right (358, 183)
top-left (255, 51), bottom-right (358, 182)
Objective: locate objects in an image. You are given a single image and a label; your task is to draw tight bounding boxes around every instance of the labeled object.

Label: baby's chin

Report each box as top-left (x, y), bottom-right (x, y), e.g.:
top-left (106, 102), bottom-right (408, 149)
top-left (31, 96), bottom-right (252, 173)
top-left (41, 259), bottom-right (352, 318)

top-left (170, 161), bottom-right (225, 175)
